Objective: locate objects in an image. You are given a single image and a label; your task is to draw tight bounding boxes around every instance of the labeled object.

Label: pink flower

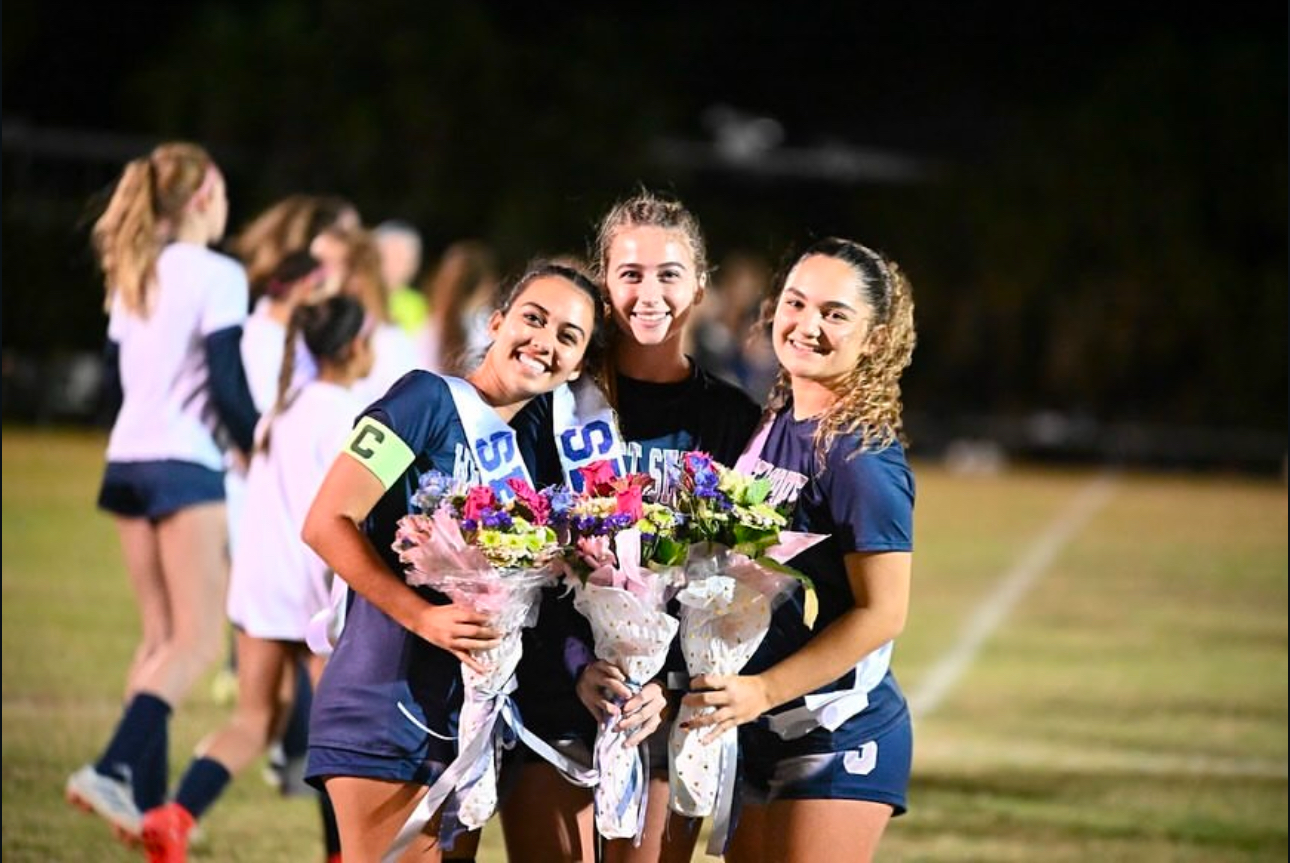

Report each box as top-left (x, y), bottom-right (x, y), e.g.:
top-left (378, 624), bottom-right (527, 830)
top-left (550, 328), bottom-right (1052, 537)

top-left (578, 460), bottom-right (619, 495)
top-left (507, 478), bottom-right (551, 526)
top-left (614, 486), bottom-right (644, 522)
top-left (462, 486), bottom-right (498, 521)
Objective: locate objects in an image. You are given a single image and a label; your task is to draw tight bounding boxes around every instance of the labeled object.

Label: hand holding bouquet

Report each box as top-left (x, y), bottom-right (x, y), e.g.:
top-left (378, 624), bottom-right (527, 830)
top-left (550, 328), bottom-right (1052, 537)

top-left (389, 471), bottom-right (566, 843)
top-left (563, 461), bottom-right (684, 842)
top-left (667, 452), bottom-right (825, 852)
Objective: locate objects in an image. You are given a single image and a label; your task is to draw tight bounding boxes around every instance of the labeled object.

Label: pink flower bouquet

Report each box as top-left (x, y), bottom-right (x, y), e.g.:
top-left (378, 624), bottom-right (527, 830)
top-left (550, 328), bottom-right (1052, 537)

top-left (388, 472), bottom-right (566, 847)
top-left (563, 461), bottom-right (685, 842)
top-left (667, 452), bottom-right (825, 854)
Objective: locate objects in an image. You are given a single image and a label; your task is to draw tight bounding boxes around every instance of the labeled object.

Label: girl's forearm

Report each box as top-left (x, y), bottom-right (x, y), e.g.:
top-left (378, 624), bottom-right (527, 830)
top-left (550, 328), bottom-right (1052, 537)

top-left (757, 605), bottom-right (904, 711)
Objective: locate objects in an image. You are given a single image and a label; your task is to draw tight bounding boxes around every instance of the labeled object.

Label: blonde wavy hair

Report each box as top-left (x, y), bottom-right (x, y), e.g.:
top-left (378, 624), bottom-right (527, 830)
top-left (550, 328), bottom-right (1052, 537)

top-left (92, 142), bottom-right (215, 316)
top-left (761, 238), bottom-right (917, 462)
top-left (230, 194), bottom-right (358, 297)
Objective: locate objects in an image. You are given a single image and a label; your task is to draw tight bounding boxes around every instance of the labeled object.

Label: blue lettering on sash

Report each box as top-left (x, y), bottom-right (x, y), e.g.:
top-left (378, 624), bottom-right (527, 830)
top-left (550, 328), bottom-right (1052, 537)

top-left (558, 420), bottom-right (616, 463)
top-left (486, 466), bottom-right (530, 501)
top-left (475, 431), bottom-right (516, 472)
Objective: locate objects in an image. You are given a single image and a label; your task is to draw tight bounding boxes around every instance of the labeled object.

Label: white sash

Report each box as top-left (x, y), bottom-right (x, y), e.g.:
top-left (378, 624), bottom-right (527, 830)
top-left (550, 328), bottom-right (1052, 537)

top-left (552, 377), bottom-right (627, 490)
top-left (442, 375), bottom-right (536, 500)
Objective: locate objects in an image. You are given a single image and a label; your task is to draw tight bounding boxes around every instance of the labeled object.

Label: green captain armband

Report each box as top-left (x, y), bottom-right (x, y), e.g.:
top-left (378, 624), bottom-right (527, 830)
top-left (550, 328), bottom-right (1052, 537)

top-left (343, 417), bottom-right (415, 489)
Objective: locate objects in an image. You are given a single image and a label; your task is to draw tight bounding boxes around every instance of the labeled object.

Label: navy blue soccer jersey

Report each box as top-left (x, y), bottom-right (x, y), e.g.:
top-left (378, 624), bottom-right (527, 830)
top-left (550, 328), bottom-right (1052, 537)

top-left (740, 407), bottom-right (915, 751)
top-left (615, 361), bottom-right (763, 492)
top-left (308, 372), bottom-right (555, 768)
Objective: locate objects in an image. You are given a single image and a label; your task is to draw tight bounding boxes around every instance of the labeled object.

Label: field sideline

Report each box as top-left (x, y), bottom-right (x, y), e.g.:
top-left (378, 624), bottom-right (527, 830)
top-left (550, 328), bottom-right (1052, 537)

top-left (3, 428), bottom-right (1286, 861)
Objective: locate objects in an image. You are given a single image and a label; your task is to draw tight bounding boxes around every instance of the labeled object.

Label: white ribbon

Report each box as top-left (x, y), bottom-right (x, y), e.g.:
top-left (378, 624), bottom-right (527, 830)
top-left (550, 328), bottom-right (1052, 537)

top-left (591, 681), bottom-right (651, 843)
top-left (382, 673), bottom-right (598, 862)
top-left (764, 689), bottom-right (872, 740)
top-left (304, 575), bottom-right (348, 657)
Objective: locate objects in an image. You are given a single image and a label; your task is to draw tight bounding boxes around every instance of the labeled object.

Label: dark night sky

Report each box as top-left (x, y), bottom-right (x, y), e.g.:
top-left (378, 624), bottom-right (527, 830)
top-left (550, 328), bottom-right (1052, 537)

top-left (6, 1), bottom-right (1284, 153)
top-left (3, 1), bottom-right (1286, 446)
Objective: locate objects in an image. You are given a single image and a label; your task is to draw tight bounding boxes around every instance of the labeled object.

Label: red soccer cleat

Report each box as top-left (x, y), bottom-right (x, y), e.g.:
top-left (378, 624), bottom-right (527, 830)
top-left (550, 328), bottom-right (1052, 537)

top-left (141, 802), bottom-right (196, 863)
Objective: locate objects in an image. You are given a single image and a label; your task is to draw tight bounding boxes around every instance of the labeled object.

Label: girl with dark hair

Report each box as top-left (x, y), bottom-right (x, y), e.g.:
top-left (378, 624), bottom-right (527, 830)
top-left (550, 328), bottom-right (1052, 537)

top-left (300, 262), bottom-right (610, 861)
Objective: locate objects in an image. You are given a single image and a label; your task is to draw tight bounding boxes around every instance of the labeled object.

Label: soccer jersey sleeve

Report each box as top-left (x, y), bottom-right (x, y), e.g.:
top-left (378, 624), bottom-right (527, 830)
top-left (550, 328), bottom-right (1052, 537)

top-left (343, 372), bottom-right (452, 489)
top-left (199, 255), bottom-right (250, 336)
top-left (822, 441), bottom-right (915, 554)
top-left (205, 327), bottom-right (259, 452)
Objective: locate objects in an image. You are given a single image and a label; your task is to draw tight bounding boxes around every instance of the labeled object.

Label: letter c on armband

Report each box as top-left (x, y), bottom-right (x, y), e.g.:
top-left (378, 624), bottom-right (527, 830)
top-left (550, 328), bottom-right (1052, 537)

top-left (344, 417), bottom-right (415, 490)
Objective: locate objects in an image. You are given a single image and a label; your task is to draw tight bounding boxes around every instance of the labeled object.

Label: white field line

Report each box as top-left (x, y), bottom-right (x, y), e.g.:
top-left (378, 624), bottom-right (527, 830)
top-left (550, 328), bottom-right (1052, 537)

top-left (908, 472), bottom-right (1120, 720)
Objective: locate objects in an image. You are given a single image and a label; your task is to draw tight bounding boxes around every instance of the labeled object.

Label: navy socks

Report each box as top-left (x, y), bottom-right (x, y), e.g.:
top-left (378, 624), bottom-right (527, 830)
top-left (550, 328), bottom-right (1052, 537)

top-left (95, 692), bottom-right (172, 808)
top-left (173, 756), bottom-right (232, 820)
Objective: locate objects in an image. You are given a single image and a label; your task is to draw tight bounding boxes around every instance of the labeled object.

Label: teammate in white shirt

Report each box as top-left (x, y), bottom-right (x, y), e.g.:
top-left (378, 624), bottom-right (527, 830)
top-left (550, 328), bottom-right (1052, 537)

top-left (66, 141), bottom-right (260, 847)
top-left (139, 294), bottom-right (374, 862)
top-left (239, 249), bottom-right (329, 412)
top-left (233, 248), bottom-right (333, 795)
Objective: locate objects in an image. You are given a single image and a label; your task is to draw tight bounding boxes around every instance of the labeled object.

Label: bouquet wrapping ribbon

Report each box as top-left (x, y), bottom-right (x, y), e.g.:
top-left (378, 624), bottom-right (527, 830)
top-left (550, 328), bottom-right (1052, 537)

top-left (570, 529), bottom-right (680, 843)
top-left (669, 535), bottom-right (825, 856)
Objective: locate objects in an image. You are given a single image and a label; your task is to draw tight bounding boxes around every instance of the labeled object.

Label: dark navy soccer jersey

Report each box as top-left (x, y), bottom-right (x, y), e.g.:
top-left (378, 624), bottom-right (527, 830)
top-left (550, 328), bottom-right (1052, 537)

top-left (740, 407), bottom-right (915, 752)
top-left (615, 361), bottom-right (763, 492)
top-left (308, 371), bottom-right (552, 763)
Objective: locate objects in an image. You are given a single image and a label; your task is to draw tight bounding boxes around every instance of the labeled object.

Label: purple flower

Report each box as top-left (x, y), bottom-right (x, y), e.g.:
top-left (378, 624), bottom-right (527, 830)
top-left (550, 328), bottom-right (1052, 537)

top-left (481, 509), bottom-right (514, 530)
top-left (547, 486), bottom-right (575, 516)
top-left (413, 469), bottom-right (455, 513)
top-left (605, 512), bottom-right (634, 532)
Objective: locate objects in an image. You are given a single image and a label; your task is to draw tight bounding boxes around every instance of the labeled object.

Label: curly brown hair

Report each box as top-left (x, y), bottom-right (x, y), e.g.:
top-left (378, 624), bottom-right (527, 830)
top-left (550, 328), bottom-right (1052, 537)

top-left (760, 238), bottom-right (917, 462)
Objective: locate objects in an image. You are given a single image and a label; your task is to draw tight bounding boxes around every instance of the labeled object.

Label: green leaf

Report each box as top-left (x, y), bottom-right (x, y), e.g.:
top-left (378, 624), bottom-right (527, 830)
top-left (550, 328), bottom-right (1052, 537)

top-left (653, 536), bottom-right (687, 566)
top-left (755, 557), bottom-right (819, 629)
top-left (733, 524), bottom-right (776, 550)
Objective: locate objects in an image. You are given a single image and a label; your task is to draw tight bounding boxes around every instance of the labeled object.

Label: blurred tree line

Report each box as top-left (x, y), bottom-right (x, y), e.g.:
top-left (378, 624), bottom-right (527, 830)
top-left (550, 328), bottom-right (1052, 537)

top-left (3, 0), bottom-right (1285, 434)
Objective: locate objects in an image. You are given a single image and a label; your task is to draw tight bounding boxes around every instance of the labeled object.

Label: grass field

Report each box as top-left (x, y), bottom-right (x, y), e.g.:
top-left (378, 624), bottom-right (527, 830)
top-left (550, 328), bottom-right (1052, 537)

top-left (3, 428), bottom-right (1286, 862)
